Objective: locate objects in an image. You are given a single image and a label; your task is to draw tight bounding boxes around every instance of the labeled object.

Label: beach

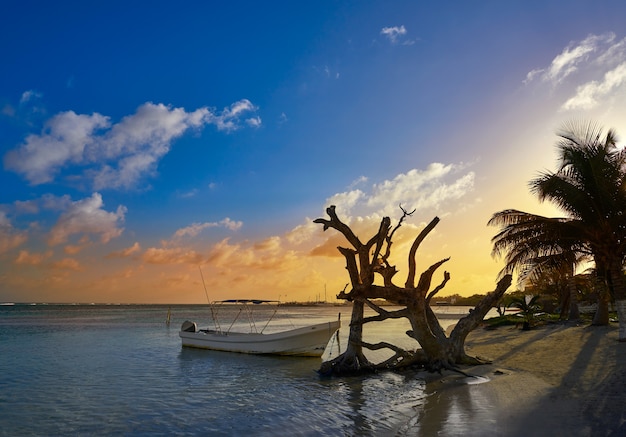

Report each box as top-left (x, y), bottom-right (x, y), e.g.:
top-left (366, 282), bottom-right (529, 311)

top-left (405, 322), bottom-right (625, 436)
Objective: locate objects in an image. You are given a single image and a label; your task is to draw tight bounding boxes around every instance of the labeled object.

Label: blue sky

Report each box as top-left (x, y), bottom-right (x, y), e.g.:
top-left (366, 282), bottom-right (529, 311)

top-left (2, 1), bottom-right (626, 303)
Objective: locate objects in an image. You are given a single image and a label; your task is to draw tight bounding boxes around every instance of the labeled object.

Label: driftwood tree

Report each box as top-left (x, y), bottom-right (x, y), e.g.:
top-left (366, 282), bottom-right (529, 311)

top-left (315, 205), bottom-right (512, 376)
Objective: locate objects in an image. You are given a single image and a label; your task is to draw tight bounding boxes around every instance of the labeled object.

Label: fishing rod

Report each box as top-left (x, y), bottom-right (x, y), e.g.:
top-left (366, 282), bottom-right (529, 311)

top-left (199, 266), bottom-right (220, 331)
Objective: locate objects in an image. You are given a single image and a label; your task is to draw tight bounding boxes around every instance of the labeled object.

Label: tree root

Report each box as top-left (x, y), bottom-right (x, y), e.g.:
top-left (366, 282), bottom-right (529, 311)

top-left (317, 351), bottom-right (375, 377)
top-left (319, 348), bottom-right (491, 377)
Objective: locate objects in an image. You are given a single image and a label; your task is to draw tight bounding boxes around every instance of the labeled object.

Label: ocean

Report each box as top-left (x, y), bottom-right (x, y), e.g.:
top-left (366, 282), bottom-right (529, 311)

top-left (0, 303), bottom-right (478, 436)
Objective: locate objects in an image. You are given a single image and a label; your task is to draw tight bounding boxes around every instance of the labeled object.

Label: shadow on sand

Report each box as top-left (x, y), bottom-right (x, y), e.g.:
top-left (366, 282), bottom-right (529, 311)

top-left (399, 325), bottom-right (625, 436)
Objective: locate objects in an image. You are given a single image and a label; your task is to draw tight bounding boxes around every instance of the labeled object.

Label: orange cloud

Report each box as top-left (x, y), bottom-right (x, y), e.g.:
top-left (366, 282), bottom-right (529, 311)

top-left (0, 212), bottom-right (28, 254)
top-left (106, 242), bottom-right (141, 258)
top-left (50, 258), bottom-right (81, 271)
top-left (142, 247), bottom-right (203, 264)
top-left (15, 250), bottom-right (52, 265)
top-left (47, 193), bottom-right (126, 246)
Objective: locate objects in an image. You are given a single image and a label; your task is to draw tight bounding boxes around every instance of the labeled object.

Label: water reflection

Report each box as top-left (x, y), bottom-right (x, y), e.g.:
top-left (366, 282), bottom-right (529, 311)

top-left (401, 374), bottom-right (499, 436)
top-left (178, 346), bottom-right (428, 435)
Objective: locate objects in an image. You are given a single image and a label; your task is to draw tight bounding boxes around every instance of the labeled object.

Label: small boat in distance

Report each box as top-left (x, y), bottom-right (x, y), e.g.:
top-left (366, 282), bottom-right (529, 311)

top-left (179, 300), bottom-right (341, 357)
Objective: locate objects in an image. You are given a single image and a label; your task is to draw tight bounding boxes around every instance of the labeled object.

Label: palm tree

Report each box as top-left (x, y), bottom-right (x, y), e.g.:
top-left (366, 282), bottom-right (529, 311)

top-left (508, 294), bottom-right (542, 330)
top-left (490, 121), bottom-right (626, 339)
top-left (489, 210), bottom-right (585, 320)
top-left (520, 252), bottom-right (583, 321)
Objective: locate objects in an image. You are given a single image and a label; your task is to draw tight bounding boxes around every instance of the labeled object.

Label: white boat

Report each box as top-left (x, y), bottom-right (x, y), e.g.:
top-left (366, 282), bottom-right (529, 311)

top-left (179, 300), bottom-right (341, 357)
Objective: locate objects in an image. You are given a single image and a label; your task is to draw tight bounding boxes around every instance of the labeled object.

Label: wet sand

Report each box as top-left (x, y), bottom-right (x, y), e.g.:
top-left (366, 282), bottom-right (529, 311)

top-left (401, 322), bottom-right (626, 436)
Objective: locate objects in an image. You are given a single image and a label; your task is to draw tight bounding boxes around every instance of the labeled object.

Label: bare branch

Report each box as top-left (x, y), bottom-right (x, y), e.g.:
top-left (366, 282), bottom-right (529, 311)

top-left (338, 246), bottom-right (360, 287)
top-left (374, 263), bottom-right (399, 287)
top-left (368, 216), bottom-right (391, 264)
top-left (450, 274), bottom-right (513, 343)
top-left (405, 217), bottom-right (440, 288)
top-left (417, 257), bottom-right (451, 294)
top-left (426, 271), bottom-right (451, 303)
top-left (361, 340), bottom-right (409, 354)
top-left (362, 300), bottom-right (410, 323)
top-left (380, 205), bottom-right (416, 268)
top-left (313, 205), bottom-right (363, 249)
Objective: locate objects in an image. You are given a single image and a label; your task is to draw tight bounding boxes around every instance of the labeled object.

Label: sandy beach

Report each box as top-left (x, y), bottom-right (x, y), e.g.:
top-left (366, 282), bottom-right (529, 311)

top-left (402, 322), bottom-right (626, 436)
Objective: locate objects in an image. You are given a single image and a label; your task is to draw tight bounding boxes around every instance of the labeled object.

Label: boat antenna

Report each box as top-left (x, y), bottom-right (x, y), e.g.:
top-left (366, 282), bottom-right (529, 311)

top-left (198, 266), bottom-right (210, 304)
top-left (199, 265), bottom-right (220, 331)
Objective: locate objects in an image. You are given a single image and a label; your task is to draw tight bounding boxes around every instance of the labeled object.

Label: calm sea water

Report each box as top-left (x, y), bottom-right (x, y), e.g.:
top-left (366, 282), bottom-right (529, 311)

top-left (0, 303), bottom-right (479, 436)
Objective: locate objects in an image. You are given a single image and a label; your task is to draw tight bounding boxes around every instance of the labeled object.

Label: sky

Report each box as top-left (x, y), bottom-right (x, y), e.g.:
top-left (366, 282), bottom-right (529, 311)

top-left (3, 1), bottom-right (626, 303)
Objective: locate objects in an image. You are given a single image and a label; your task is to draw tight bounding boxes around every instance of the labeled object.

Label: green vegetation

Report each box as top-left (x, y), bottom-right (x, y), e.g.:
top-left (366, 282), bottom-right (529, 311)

top-left (488, 121), bottom-right (626, 338)
top-left (507, 295), bottom-right (542, 330)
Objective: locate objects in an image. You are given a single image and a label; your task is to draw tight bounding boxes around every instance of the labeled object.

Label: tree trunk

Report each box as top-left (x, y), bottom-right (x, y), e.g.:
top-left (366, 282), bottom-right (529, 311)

top-left (567, 275), bottom-right (580, 321)
top-left (559, 286), bottom-right (571, 320)
top-left (448, 275), bottom-right (512, 363)
top-left (592, 274), bottom-right (610, 326)
top-left (592, 294), bottom-right (610, 326)
top-left (319, 299), bottom-right (373, 376)
top-left (608, 258), bottom-right (626, 341)
top-left (616, 300), bottom-right (626, 342)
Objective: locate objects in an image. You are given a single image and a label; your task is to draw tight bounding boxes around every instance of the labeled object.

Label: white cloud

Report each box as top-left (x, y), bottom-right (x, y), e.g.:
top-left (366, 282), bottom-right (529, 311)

top-left (221, 218), bottom-right (243, 231)
top-left (285, 221), bottom-right (319, 245)
top-left (348, 175), bottom-right (368, 189)
top-left (561, 61), bottom-right (626, 110)
top-left (174, 223), bottom-right (211, 238)
top-left (246, 116), bottom-right (262, 127)
top-left (13, 199), bottom-right (39, 214)
top-left (326, 190), bottom-right (365, 218)
top-left (178, 188), bottom-right (199, 199)
top-left (525, 33), bottom-right (613, 84)
top-left (4, 100), bottom-right (259, 190)
top-left (173, 218), bottom-right (243, 239)
top-left (523, 33), bottom-right (626, 112)
top-left (368, 164), bottom-right (474, 216)
top-left (47, 192), bottom-right (126, 246)
top-left (4, 111), bottom-right (110, 185)
top-left (20, 90), bottom-right (42, 104)
top-left (214, 99), bottom-right (258, 131)
top-left (381, 25), bottom-right (407, 44)
top-left (325, 163), bottom-right (475, 220)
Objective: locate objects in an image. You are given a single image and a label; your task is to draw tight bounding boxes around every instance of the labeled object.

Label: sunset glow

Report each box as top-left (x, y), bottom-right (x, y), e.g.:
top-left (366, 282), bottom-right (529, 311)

top-left (2, 2), bottom-right (626, 303)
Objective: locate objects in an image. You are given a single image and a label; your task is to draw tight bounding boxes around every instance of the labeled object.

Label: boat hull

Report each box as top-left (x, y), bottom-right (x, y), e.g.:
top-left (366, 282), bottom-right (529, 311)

top-left (179, 320), bottom-right (340, 357)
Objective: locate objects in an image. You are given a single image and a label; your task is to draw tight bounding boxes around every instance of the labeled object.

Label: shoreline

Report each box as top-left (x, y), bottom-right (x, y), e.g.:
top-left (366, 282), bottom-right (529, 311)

top-left (401, 322), bottom-right (625, 436)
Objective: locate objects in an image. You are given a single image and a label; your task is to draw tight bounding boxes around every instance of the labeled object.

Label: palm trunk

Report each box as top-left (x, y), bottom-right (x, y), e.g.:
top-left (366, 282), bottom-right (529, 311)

top-left (592, 292), bottom-right (610, 325)
top-left (609, 259), bottom-right (626, 341)
top-left (567, 275), bottom-right (580, 320)
top-left (559, 286), bottom-right (570, 320)
top-left (617, 300), bottom-right (626, 342)
top-left (592, 274), bottom-right (610, 326)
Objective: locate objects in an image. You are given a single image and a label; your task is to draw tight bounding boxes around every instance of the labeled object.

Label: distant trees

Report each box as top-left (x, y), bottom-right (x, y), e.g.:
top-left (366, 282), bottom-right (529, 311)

top-left (431, 293), bottom-right (490, 306)
top-left (489, 121), bottom-right (626, 340)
